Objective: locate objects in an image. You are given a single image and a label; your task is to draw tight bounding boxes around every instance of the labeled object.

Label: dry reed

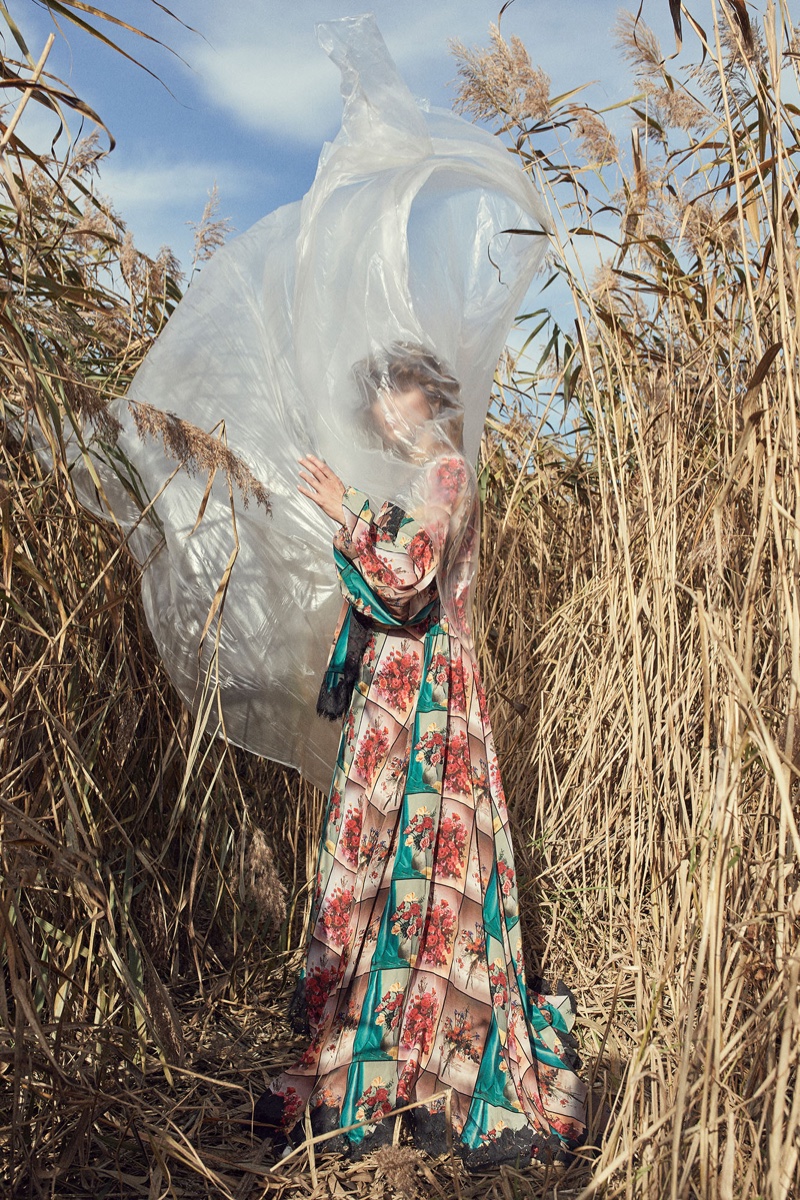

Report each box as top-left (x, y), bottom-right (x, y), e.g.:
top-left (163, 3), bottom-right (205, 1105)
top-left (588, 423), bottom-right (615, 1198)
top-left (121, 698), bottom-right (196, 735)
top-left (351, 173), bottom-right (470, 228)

top-left (2, 3), bottom-right (799, 1199)
top-left (464, 4), bottom-right (800, 1197)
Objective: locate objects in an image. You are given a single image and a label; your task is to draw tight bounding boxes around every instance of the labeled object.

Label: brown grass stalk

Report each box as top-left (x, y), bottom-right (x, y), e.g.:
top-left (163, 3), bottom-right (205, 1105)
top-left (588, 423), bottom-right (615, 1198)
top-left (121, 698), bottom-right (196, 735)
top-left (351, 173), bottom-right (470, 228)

top-left (2, 3), bottom-right (800, 1198)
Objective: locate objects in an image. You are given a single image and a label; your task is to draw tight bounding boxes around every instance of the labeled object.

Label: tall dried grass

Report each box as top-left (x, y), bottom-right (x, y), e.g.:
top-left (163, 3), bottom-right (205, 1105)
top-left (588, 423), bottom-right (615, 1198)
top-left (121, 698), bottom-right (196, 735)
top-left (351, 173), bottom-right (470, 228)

top-left (464, 3), bottom-right (800, 1197)
top-left (0, 16), bottom-right (298, 1197)
top-left (1, 2), bottom-right (799, 1198)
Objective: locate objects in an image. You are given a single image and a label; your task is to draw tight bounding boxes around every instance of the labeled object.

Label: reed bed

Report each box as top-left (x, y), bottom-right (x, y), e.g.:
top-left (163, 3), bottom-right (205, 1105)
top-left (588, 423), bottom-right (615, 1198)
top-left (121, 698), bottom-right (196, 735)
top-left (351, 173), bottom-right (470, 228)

top-left (467, 5), bottom-right (800, 1196)
top-left (2, 3), bottom-right (799, 1198)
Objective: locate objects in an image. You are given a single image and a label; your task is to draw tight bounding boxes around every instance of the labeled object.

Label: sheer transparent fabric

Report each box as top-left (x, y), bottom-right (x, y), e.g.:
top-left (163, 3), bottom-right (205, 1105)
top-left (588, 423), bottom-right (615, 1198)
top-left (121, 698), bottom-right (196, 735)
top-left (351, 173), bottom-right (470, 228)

top-left (64, 15), bottom-right (550, 789)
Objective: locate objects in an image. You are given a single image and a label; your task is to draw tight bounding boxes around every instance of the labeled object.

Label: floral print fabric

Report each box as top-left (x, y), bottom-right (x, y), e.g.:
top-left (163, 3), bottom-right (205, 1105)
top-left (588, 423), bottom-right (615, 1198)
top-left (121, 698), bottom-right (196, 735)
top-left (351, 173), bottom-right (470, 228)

top-left (259, 458), bottom-right (587, 1166)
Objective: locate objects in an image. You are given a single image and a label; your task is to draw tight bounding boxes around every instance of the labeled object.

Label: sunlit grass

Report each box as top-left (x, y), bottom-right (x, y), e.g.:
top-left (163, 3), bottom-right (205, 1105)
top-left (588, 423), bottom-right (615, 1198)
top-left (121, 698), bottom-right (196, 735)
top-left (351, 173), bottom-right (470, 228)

top-left (2, 2), bottom-right (799, 1197)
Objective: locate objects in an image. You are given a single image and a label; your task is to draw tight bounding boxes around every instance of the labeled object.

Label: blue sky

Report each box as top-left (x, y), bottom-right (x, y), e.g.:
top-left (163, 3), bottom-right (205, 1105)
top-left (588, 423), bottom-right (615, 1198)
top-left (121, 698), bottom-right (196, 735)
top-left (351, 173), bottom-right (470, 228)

top-left (15, 0), bottom-right (683, 272)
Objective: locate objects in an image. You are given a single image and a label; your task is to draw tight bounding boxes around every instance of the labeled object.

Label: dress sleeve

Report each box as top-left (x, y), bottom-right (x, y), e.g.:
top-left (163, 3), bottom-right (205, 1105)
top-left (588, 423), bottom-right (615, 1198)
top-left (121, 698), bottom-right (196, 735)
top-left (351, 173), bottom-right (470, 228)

top-left (332, 456), bottom-right (472, 625)
top-left (333, 487), bottom-right (440, 622)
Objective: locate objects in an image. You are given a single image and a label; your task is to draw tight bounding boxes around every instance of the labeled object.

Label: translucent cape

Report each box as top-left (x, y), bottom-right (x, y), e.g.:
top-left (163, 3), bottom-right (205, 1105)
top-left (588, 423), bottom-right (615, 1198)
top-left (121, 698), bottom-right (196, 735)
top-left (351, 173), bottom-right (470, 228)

top-left (76, 15), bottom-right (551, 791)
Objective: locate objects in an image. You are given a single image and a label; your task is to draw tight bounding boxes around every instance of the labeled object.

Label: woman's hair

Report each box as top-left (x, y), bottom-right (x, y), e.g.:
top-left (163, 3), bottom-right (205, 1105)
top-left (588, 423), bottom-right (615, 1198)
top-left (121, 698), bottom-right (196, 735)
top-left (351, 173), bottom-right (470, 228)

top-left (353, 342), bottom-right (464, 450)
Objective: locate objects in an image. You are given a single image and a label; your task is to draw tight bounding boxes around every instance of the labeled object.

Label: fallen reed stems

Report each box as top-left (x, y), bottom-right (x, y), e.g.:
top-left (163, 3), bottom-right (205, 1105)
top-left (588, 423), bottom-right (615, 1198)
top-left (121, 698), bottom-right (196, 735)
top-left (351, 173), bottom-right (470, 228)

top-left (2, 2), bottom-right (799, 1197)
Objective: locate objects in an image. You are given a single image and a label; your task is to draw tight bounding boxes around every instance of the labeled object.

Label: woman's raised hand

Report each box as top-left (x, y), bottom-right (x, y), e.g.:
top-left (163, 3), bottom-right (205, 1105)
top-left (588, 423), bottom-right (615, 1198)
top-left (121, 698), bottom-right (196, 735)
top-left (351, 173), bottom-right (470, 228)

top-left (297, 454), bottom-right (346, 524)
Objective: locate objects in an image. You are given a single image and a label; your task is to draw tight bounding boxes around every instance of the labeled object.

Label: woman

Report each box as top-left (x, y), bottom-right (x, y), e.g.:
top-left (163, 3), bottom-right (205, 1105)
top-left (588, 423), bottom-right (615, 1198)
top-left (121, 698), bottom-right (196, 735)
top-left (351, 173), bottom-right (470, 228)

top-left (253, 346), bottom-right (588, 1169)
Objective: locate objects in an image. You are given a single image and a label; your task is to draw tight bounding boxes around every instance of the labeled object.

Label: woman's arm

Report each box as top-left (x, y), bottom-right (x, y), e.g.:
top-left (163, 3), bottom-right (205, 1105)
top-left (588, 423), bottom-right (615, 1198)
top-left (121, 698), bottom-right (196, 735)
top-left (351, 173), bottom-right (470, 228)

top-left (297, 453), bottom-right (449, 621)
top-left (333, 486), bottom-right (438, 621)
top-left (297, 452), bottom-right (470, 623)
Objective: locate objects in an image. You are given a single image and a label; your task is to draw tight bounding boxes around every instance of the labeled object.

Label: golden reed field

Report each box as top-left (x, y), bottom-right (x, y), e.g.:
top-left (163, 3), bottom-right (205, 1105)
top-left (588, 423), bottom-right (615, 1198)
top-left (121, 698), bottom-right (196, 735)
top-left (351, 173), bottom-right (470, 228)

top-left (1, 2), bottom-right (798, 1197)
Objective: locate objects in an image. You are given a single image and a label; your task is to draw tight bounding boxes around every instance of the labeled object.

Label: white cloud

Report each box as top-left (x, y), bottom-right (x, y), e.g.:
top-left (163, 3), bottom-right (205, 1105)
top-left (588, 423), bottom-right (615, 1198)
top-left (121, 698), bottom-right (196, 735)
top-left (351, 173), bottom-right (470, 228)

top-left (93, 158), bottom-right (259, 263)
top-left (185, 0), bottom-right (675, 146)
top-left (185, 0), bottom-right (574, 144)
top-left (97, 158), bottom-right (250, 212)
top-left (189, 1), bottom-right (362, 144)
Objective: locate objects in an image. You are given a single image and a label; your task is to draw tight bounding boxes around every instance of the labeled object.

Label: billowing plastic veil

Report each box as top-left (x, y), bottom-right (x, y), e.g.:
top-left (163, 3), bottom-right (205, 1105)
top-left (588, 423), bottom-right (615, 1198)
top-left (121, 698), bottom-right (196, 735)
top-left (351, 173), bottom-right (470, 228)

top-left (79, 16), bottom-right (551, 791)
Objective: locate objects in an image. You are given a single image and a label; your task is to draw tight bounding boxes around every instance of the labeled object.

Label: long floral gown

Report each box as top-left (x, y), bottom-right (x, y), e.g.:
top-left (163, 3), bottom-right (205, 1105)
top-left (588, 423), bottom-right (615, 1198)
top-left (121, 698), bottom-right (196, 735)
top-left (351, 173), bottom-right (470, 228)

top-left (256, 456), bottom-right (587, 1167)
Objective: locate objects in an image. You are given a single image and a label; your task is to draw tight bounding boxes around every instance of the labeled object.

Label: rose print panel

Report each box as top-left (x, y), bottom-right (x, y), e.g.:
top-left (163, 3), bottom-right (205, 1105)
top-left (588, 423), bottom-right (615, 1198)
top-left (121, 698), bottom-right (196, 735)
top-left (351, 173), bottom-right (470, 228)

top-left (426, 648), bottom-right (451, 708)
top-left (335, 796), bottom-right (365, 871)
top-left (349, 814), bottom-right (396, 898)
top-left (370, 737), bottom-right (412, 815)
top-left (370, 639), bottom-right (423, 717)
top-left (440, 723), bottom-right (475, 802)
top-left (415, 629), bottom-right (448, 713)
top-left (417, 891), bottom-right (459, 976)
top-left (355, 968), bottom-right (411, 1060)
top-left (350, 699), bottom-right (407, 790)
top-left (339, 1061), bottom-right (399, 1146)
top-left (483, 939), bottom-right (515, 1051)
top-left (370, 879), bottom-right (431, 969)
top-left (356, 818), bottom-right (397, 898)
top-left (424, 639), bottom-right (471, 718)
top-left (397, 973), bottom-right (448, 1068)
top-left (315, 976), bottom-right (371, 1076)
top-left (450, 894), bottom-right (492, 999)
top-left (408, 710), bottom-right (449, 794)
top-left (317, 874), bottom-right (358, 952)
top-left (339, 890), bottom-right (390, 989)
top-left (347, 796), bottom-right (398, 892)
top-left (432, 988), bottom-right (493, 1094)
top-left (396, 790), bottom-right (441, 879)
top-left (432, 797), bottom-right (474, 886)
top-left (314, 776), bottom-right (351, 921)
top-left (300, 948), bottom-right (346, 1030)
top-left (447, 653), bottom-right (471, 717)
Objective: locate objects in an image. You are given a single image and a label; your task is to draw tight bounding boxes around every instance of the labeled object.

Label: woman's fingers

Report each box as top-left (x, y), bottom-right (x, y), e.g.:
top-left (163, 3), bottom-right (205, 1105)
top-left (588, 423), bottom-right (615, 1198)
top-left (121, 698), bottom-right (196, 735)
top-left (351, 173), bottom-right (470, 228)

top-left (297, 454), bottom-right (345, 523)
top-left (299, 453), bottom-right (328, 477)
top-left (298, 456), bottom-right (343, 489)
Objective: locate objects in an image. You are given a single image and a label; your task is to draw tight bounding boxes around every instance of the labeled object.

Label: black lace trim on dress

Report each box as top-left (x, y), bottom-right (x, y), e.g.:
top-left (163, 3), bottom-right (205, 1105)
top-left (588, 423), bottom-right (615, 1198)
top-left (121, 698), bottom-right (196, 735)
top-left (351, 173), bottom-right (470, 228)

top-left (316, 607), bottom-right (372, 721)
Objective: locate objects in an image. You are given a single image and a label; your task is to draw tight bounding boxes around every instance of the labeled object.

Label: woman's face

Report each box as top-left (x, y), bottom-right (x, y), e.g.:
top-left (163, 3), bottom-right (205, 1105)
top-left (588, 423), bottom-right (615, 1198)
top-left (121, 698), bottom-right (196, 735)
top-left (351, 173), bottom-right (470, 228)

top-left (370, 385), bottom-right (433, 451)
